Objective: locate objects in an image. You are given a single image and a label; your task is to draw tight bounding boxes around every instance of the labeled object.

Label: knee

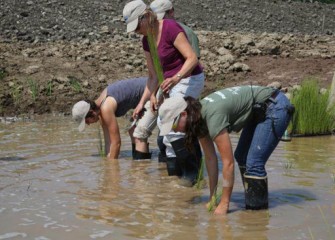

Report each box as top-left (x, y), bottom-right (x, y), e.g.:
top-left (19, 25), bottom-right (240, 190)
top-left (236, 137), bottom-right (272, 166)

top-left (133, 126), bottom-right (151, 139)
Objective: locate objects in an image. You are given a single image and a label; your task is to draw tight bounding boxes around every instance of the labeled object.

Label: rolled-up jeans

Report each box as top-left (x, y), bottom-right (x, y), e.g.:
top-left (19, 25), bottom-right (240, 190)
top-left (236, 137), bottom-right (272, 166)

top-left (234, 91), bottom-right (293, 177)
top-left (134, 72), bottom-right (205, 157)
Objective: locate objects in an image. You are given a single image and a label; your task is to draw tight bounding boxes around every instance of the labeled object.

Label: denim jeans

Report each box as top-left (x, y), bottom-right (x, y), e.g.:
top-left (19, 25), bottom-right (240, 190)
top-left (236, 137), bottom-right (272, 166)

top-left (234, 91), bottom-right (293, 177)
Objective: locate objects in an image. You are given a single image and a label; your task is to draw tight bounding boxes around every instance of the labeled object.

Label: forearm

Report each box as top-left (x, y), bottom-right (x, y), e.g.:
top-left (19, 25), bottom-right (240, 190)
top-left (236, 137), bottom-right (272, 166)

top-left (220, 161), bottom-right (234, 206)
top-left (175, 56), bottom-right (198, 79)
top-left (107, 141), bottom-right (121, 159)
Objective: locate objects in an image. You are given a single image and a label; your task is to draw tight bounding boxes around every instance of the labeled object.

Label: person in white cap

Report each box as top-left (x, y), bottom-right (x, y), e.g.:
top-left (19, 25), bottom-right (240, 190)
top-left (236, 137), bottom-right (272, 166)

top-left (122, 0), bottom-right (205, 185)
top-left (150, 0), bottom-right (200, 59)
top-left (72, 77), bottom-right (151, 160)
top-left (158, 86), bottom-right (294, 214)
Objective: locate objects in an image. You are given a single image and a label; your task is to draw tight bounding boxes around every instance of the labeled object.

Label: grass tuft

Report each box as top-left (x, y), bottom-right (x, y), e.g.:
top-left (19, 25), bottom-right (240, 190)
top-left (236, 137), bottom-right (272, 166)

top-left (28, 78), bottom-right (38, 101)
top-left (291, 79), bottom-right (335, 136)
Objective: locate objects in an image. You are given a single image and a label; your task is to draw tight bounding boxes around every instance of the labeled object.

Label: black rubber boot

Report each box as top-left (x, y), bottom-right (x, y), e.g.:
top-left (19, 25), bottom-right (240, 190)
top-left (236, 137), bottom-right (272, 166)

top-left (244, 175), bottom-right (268, 210)
top-left (132, 143), bottom-right (136, 159)
top-left (157, 135), bottom-right (167, 163)
top-left (239, 165), bottom-right (246, 189)
top-left (133, 150), bottom-right (152, 160)
top-left (166, 157), bottom-right (182, 176)
top-left (170, 138), bottom-right (201, 186)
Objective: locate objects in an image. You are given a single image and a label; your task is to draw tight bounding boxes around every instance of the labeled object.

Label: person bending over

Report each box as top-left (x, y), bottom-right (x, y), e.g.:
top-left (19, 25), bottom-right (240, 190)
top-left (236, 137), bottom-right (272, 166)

top-left (158, 85), bottom-right (294, 214)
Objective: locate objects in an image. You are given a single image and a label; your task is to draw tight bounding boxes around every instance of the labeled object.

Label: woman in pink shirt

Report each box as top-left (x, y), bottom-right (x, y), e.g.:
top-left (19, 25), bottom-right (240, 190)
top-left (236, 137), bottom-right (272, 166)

top-left (123, 0), bottom-right (204, 186)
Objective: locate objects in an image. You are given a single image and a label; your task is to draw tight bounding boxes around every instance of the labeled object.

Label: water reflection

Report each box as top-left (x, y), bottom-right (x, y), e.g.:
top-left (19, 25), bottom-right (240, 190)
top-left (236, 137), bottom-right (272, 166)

top-left (0, 115), bottom-right (334, 239)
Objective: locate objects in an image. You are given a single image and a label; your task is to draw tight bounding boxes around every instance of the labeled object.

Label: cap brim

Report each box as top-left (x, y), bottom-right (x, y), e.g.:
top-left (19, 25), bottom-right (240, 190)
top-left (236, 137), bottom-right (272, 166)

top-left (158, 118), bottom-right (174, 136)
top-left (156, 12), bottom-right (165, 20)
top-left (78, 118), bottom-right (86, 132)
top-left (126, 18), bottom-right (139, 33)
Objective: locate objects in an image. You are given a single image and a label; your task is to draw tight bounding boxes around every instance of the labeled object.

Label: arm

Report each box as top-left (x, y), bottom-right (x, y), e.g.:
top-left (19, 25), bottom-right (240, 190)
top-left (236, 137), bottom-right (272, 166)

top-left (213, 129), bottom-right (235, 215)
top-left (161, 32), bottom-right (198, 93)
top-left (199, 135), bottom-right (218, 198)
top-left (100, 98), bottom-right (121, 159)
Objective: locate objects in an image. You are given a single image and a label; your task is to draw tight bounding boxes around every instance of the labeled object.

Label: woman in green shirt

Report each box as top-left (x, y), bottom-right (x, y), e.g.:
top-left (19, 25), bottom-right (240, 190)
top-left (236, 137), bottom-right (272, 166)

top-left (158, 85), bottom-right (294, 214)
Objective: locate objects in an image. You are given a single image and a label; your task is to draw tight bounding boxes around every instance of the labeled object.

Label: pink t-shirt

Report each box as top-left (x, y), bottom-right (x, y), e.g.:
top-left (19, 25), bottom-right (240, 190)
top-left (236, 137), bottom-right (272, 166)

top-left (142, 19), bottom-right (203, 79)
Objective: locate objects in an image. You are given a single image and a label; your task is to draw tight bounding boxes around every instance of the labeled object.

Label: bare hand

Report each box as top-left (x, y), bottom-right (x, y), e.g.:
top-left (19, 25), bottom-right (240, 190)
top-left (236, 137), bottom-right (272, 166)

top-left (161, 76), bottom-right (179, 94)
top-left (132, 103), bottom-right (144, 120)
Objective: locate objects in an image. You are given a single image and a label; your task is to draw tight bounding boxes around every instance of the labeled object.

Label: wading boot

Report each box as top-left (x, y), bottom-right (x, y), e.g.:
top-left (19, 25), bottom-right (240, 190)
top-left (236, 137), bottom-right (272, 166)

top-left (244, 175), bottom-right (268, 210)
top-left (157, 135), bottom-right (167, 163)
top-left (239, 165), bottom-right (246, 189)
top-left (132, 143), bottom-right (136, 159)
top-left (170, 138), bottom-right (201, 186)
top-left (133, 150), bottom-right (152, 160)
top-left (166, 157), bottom-right (182, 176)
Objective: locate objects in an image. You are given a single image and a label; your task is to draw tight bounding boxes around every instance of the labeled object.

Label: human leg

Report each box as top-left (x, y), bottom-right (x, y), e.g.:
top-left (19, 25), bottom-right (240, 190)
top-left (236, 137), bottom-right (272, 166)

top-left (133, 101), bottom-right (157, 160)
top-left (244, 92), bottom-right (293, 209)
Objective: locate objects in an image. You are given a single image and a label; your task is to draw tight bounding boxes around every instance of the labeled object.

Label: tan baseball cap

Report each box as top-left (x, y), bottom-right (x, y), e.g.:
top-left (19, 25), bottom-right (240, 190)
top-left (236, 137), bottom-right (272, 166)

top-left (72, 100), bottom-right (90, 132)
top-left (158, 96), bottom-right (187, 136)
top-left (150, 0), bottom-right (173, 20)
top-left (123, 0), bottom-right (147, 33)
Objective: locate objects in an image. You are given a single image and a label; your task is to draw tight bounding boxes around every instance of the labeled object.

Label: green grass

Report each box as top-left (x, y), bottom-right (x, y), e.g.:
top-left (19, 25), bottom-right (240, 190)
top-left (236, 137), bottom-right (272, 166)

top-left (97, 126), bottom-right (106, 158)
top-left (291, 79), bottom-right (335, 136)
top-left (10, 82), bottom-right (22, 105)
top-left (46, 80), bottom-right (53, 96)
top-left (28, 78), bottom-right (38, 101)
top-left (69, 76), bottom-right (82, 93)
top-left (0, 68), bottom-right (7, 80)
top-left (147, 31), bottom-right (164, 85)
top-left (207, 186), bottom-right (222, 212)
top-left (195, 158), bottom-right (205, 189)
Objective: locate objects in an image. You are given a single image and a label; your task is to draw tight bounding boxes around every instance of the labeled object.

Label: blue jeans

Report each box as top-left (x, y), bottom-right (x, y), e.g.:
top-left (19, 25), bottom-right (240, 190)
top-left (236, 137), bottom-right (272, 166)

top-left (234, 91), bottom-right (293, 177)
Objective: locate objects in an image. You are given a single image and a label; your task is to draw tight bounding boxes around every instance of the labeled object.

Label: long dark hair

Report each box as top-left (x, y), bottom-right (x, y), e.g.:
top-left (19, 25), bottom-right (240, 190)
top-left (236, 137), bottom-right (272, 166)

top-left (184, 96), bottom-right (208, 151)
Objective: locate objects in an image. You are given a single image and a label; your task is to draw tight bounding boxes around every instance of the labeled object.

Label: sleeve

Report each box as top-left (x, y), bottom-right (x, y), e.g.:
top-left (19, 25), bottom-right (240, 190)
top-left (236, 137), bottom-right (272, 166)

top-left (206, 113), bottom-right (230, 140)
top-left (166, 20), bottom-right (185, 44)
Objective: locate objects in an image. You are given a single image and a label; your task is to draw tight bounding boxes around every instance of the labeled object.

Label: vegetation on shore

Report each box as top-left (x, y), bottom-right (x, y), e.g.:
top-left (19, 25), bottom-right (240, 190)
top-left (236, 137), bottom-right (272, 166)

top-left (290, 79), bottom-right (335, 136)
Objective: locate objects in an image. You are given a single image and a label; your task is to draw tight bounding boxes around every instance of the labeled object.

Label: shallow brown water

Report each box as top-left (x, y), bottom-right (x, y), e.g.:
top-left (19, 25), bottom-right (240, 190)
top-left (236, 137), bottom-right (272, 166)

top-left (0, 115), bottom-right (334, 240)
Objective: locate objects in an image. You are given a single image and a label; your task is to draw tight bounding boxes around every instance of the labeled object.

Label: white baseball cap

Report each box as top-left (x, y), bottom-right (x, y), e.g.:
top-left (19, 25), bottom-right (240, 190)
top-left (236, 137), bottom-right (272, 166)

top-left (150, 0), bottom-right (173, 20)
top-left (72, 100), bottom-right (90, 132)
top-left (158, 96), bottom-right (187, 136)
top-left (123, 0), bottom-right (147, 33)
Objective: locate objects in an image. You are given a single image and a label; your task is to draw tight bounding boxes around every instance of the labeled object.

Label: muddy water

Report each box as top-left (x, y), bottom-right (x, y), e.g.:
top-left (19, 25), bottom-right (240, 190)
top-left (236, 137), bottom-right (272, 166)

top-left (0, 115), bottom-right (334, 240)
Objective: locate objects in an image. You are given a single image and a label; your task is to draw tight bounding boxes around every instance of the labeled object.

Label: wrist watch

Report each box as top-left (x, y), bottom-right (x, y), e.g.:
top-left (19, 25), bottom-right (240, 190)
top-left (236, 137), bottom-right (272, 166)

top-left (176, 73), bottom-right (182, 80)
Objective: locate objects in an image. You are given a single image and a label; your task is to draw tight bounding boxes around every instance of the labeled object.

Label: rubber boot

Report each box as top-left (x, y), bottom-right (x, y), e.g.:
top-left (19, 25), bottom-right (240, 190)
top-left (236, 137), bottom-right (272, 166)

top-left (157, 135), bottom-right (167, 163)
top-left (133, 150), bottom-right (152, 160)
top-left (239, 165), bottom-right (246, 188)
top-left (166, 157), bottom-right (182, 176)
top-left (132, 143), bottom-right (136, 159)
top-left (170, 138), bottom-right (201, 186)
top-left (244, 175), bottom-right (268, 210)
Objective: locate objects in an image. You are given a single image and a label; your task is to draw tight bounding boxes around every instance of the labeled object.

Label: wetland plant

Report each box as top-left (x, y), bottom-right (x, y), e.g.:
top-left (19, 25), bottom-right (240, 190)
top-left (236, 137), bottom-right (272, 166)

top-left (195, 158), bottom-right (205, 189)
top-left (97, 126), bottom-right (106, 158)
top-left (207, 186), bottom-right (222, 212)
top-left (28, 78), bottom-right (38, 101)
top-left (69, 76), bottom-right (82, 93)
top-left (10, 82), bottom-right (22, 105)
top-left (46, 80), bottom-right (53, 96)
top-left (0, 68), bottom-right (7, 80)
top-left (291, 79), bottom-right (335, 136)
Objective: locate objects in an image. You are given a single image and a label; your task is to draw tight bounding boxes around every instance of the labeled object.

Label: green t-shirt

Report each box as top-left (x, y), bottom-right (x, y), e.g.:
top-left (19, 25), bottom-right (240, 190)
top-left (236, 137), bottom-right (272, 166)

top-left (178, 22), bottom-right (200, 59)
top-left (200, 86), bottom-right (275, 139)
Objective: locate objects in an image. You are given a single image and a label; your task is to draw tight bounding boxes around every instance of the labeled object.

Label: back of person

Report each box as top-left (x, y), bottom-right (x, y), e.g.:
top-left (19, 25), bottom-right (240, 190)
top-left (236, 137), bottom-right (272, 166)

top-left (107, 77), bottom-right (147, 117)
top-left (200, 86), bottom-right (274, 138)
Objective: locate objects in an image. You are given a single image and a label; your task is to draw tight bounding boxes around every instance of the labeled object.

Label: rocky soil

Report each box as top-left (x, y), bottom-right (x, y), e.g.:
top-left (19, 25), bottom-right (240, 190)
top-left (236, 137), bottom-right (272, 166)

top-left (0, 0), bottom-right (335, 116)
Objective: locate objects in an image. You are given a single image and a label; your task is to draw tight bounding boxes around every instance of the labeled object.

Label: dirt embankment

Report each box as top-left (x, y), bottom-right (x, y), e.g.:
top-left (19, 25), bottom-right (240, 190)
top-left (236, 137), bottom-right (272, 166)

top-left (0, 0), bottom-right (334, 116)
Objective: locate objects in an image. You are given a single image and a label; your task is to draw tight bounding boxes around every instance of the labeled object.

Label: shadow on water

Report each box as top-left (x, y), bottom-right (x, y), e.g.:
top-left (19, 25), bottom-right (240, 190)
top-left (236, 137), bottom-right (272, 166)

top-left (0, 156), bottom-right (27, 161)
